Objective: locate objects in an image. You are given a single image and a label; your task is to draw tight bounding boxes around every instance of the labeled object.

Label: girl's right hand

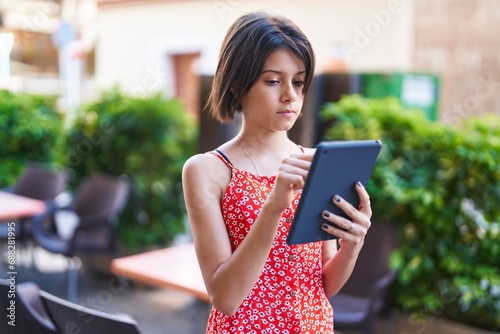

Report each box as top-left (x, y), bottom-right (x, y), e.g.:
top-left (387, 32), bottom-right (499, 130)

top-left (267, 153), bottom-right (314, 214)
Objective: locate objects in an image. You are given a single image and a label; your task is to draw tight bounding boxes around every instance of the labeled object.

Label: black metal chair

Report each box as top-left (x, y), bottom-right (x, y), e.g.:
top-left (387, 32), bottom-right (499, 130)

top-left (11, 163), bottom-right (67, 204)
top-left (0, 162), bottom-right (68, 240)
top-left (0, 278), bottom-right (58, 334)
top-left (32, 173), bottom-right (130, 301)
top-left (329, 220), bottom-right (399, 334)
top-left (39, 289), bottom-right (142, 334)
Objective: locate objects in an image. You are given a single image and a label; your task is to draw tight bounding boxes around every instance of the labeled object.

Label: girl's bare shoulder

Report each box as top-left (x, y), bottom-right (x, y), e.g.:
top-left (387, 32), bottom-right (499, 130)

top-left (184, 151), bottom-right (219, 168)
top-left (183, 152), bottom-right (231, 185)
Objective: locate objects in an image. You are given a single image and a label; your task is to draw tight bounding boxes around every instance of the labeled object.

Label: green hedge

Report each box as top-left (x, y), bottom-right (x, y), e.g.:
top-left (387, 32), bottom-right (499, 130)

top-left (320, 95), bottom-right (500, 331)
top-left (67, 89), bottom-right (197, 250)
top-left (0, 90), bottom-right (65, 187)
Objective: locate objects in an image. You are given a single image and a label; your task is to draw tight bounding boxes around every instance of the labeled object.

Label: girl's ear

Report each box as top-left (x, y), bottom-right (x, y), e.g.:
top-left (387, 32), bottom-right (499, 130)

top-left (230, 80), bottom-right (240, 95)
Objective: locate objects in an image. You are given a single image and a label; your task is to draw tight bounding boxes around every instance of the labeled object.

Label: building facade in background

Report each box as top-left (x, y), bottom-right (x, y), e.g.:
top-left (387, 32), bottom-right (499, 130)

top-left (1, 0), bottom-right (498, 123)
top-left (95, 0), bottom-right (500, 123)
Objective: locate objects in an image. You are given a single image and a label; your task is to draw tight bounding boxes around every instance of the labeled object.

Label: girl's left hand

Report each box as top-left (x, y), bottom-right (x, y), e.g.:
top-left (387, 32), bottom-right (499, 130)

top-left (320, 181), bottom-right (372, 253)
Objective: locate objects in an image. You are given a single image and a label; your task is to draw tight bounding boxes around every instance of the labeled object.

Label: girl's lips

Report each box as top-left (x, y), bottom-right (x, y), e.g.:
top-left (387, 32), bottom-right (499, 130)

top-left (277, 110), bottom-right (295, 115)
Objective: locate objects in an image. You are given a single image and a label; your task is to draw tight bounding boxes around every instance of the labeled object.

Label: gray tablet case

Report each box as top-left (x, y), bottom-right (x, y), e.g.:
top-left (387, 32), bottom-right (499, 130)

top-left (286, 140), bottom-right (382, 245)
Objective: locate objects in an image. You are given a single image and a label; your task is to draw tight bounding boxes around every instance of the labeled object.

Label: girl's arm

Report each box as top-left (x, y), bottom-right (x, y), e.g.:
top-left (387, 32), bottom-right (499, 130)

top-left (321, 182), bottom-right (372, 297)
top-left (182, 152), bottom-right (313, 316)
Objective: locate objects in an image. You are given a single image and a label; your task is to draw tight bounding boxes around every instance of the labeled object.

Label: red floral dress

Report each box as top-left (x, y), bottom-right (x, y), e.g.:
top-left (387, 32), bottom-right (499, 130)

top-left (206, 150), bottom-right (334, 334)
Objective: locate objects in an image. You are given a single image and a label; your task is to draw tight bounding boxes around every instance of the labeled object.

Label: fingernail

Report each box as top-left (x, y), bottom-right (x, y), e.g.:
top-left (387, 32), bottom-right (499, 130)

top-left (323, 211), bottom-right (330, 217)
top-left (322, 223), bottom-right (329, 230)
top-left (334, 195), bottom-right (341, 203)
top-left (357, 181), bottom-right (363, 188)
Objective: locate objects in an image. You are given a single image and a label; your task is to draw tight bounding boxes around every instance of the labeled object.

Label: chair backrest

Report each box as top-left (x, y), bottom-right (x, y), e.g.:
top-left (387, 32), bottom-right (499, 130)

top-left (72, 173), bottom-right (129, 218)
top-left (13, 163), bottom-right (67, 201)
top-left (39, 290), bottom-right (142, 334)
top-left (338, 220), bottom-right (399, 298)
top-left (0, 279), bottom-right (58, 334)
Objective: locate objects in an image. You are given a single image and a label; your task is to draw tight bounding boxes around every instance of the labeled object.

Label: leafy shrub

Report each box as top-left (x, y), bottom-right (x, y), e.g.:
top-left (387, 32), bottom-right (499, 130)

top-left (67, 89), bottom-right (197, 250)
top-left (320, 95), bottom-right (500, 331)
top-left (0, 90), bottom-right (65, 187)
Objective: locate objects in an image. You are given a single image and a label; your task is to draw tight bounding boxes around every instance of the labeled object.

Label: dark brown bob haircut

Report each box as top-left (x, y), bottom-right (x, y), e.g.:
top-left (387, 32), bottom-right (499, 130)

top-left (206, 11), bottom-right (316, 123)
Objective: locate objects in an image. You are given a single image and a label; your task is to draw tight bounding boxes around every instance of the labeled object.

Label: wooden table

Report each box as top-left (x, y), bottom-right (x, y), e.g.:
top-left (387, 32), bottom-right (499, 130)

top-left (0, 191), bottom-right (46, 220)
top-left (111, 243), bottom-right (209, 302)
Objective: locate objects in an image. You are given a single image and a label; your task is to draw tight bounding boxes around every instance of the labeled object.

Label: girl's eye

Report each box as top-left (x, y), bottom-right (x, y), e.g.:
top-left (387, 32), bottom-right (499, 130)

top-left (293, 80), bottom-right (305, 87)
top-left (266, 80), bottom-right (280, 85)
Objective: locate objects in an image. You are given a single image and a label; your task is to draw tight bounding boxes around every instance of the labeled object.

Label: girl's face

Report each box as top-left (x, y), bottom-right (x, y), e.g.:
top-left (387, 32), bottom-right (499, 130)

top-left (240, 48), bottom-right (306, 132)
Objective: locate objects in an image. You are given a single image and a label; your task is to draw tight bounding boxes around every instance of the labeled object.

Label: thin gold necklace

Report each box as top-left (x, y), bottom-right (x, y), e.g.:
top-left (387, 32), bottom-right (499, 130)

top-left (237, 135), bottom-right (292, 175)
top-left (238, 135), bottom-right (259, 174)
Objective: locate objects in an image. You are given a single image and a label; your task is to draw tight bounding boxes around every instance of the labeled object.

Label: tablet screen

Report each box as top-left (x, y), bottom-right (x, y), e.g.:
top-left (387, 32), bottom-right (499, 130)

top-left (286, 140), bottom-right (382, 245)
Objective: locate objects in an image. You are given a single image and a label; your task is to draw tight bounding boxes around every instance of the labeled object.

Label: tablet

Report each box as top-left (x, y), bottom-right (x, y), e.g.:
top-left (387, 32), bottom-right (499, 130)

top-left (286, 140), bottom-right (382, 245)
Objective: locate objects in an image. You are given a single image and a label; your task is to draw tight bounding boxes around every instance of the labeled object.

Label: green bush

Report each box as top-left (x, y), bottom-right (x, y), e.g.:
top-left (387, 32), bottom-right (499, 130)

top-left (67, 89), bottom-right (197, 250)
top-left (320, 95), bottom-right (500, 331)
top-left (0, 90), bottom-right (65, 187)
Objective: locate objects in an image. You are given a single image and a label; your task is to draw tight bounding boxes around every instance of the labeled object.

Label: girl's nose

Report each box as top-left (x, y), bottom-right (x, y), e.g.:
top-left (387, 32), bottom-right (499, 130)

top-left (281, 83), bottom-right (297, 103)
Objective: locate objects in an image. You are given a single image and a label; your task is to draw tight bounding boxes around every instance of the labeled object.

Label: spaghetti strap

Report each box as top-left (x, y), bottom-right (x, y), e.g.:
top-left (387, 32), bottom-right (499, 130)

top-left (210, 150), bottom-right (234, 168)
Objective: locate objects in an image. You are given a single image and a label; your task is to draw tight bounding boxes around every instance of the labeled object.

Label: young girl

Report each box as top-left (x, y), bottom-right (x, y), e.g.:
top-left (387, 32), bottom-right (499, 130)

top-left (182, 11), bottom-right (372, 333)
